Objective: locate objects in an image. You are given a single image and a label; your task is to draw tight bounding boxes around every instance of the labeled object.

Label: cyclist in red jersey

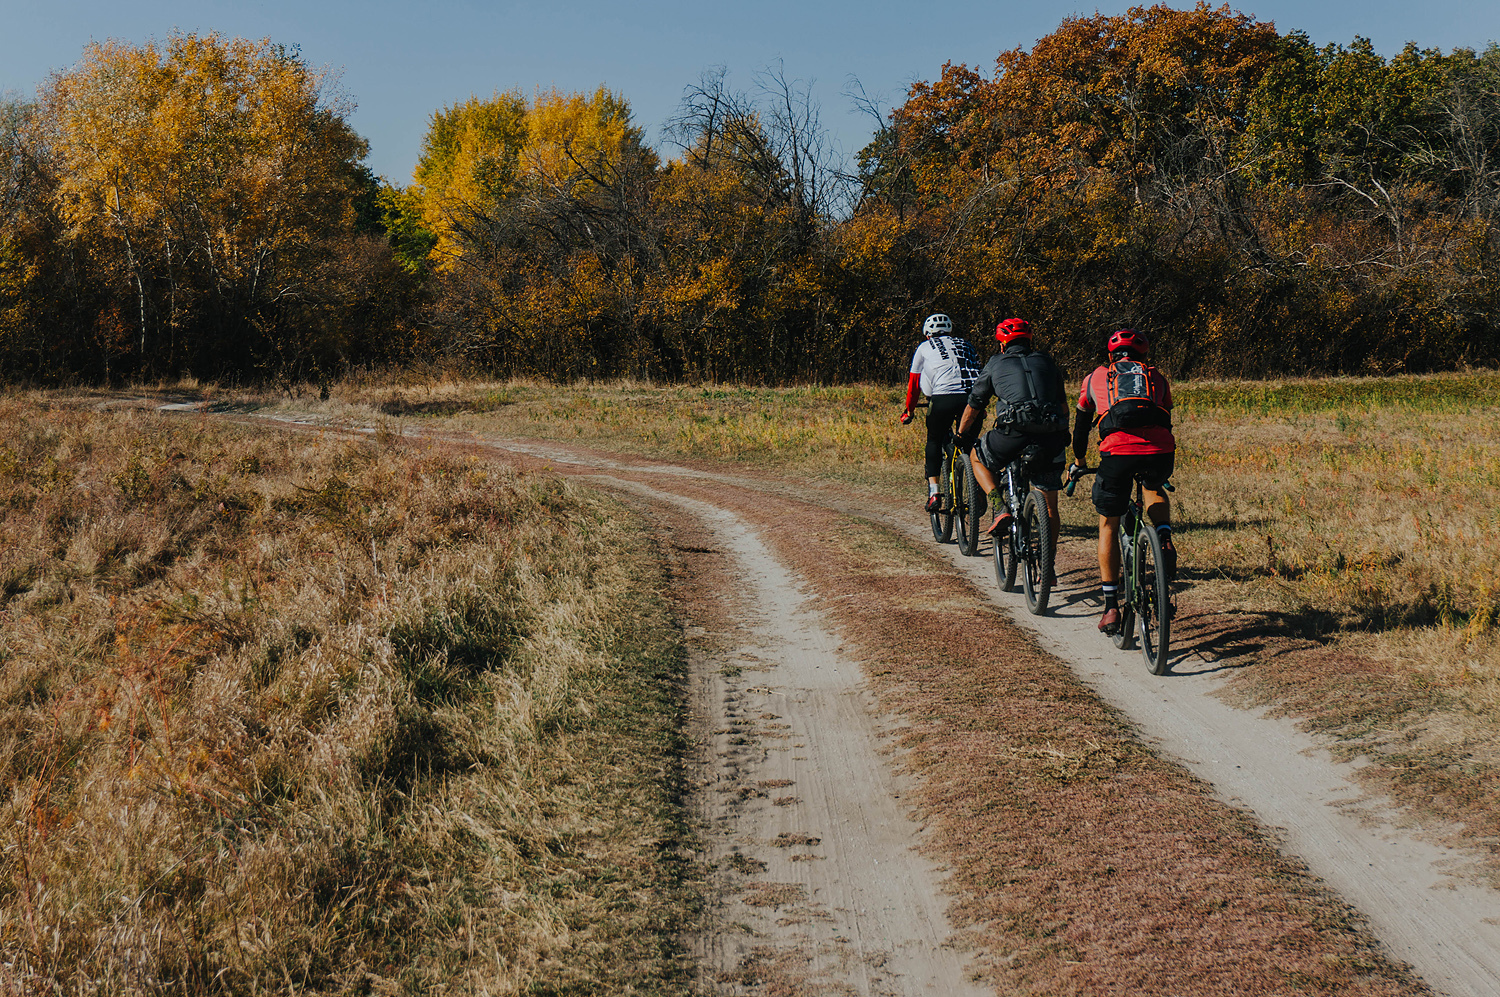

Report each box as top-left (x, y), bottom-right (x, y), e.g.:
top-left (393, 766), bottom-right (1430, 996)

top-left (1068, 329), bottom-right (1177, 635)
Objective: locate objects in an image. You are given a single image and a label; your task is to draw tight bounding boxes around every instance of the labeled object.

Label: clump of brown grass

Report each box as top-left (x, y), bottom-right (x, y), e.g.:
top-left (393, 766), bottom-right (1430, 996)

top-left (0, 394), bottom-right (697, 994)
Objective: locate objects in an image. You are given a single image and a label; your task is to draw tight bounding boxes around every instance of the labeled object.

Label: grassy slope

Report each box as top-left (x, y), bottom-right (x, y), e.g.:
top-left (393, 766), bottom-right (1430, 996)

top-left (238, 372), bottom-right (1500, 877)
top-left (0, 395), bottom-right (697, 994)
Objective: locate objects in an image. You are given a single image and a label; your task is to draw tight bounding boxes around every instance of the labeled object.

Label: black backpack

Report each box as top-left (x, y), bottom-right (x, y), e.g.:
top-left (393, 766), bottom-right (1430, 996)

top-left (993, 352), bottom-right (1068, 435)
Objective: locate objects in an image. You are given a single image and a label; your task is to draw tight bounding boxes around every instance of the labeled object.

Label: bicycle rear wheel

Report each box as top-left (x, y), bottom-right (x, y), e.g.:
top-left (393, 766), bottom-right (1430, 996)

top-left (957, 457), bottom-right (985, 556)
top-left (931, 445), bottom-right (956, 543)
top-left (1137, 522), bottom-right (1171, 674)
top-left (1021, 491), bottom-right (1052, 615)
top-left (994, 503), bottom-right (1018, 591)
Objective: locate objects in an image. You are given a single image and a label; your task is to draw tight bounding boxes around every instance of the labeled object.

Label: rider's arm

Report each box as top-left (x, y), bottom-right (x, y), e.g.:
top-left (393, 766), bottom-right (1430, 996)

top-left (902, 372), bottom-right (921, 414)
top-left (957, 403), bottom-right (985, 437)
top-left (1072, 408), bottom-right (1092, 463)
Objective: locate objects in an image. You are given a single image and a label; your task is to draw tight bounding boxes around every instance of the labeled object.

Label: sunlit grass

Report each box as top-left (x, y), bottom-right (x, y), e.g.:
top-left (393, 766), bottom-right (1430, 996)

top-left (0, 393), bottom-right (696, 993)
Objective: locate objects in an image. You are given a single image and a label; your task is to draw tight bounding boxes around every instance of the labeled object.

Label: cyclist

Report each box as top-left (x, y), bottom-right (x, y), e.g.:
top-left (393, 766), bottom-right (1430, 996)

top-left (901, 313), bottom-right (981, 512)
top-left (1067, 329), bottom-right (1177, 635)
top-left (954, 318), bottom-right (1069, 553)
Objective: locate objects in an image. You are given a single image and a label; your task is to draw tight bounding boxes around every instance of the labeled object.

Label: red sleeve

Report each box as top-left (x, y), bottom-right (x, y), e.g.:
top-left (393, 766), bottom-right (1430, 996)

top-left (903, 372), bottom-right (921, 411)
top-left (1077, 367), bottom-right (1099, 413)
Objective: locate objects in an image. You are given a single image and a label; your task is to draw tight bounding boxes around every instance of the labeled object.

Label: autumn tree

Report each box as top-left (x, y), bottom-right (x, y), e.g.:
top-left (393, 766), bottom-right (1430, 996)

top-left (32, 32), bottom-right (387, 379)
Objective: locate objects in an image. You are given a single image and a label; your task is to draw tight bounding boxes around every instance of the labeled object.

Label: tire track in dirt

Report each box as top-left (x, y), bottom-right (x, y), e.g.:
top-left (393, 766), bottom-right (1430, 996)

top-left (607, 478), bottom-right (988, 997)
top-left (865, 514), bottom-right (1500, 997)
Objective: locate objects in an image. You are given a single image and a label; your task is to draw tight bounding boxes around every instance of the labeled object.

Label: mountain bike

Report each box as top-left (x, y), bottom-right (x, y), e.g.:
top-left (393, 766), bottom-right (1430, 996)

top-left (993, 447), bottom-right (1054, 614)
top-left (1066, 468), bottom-right (1174, 674)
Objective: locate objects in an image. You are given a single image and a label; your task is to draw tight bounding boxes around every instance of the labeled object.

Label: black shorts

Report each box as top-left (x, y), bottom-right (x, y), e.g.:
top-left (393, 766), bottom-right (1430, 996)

top-left (977, 429), bottom-right (1069, 491)
top-left (1092, 452), bottom-right (1175, 517)
top-left (923, 393), bottom-right (969, 478)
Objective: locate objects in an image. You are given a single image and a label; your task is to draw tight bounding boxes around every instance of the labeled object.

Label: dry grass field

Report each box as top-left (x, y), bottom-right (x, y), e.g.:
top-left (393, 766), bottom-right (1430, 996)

top-left (0, 393), bottom-right (697, 993)
top-left (237, 370), bottom-right (1500, 872)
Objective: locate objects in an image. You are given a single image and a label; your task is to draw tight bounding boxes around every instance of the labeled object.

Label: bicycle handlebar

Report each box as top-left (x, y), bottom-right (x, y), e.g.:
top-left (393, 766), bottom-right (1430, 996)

top-left (1064, 465), bottom-right (1095, 497)
top-left (1065, 465), bottom-right (1175, 497)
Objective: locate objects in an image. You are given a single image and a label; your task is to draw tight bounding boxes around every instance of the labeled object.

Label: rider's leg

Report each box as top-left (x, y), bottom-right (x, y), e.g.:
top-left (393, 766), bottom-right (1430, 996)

top-left (1097, 513), bottom-right (1123, 631)
top-left (968, 448), bottom-right (998, 495)
top-left (1140, 451), bottom-right (1177, 578)
top-left (1098, 514), bottom-right (1122, 584)
top-left (1143, 488), bottom-right (1170, 525)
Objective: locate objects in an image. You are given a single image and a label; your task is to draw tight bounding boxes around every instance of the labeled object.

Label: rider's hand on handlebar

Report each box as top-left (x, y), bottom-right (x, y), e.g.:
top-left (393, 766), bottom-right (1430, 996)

top-left (1067, 461), bottom-right (1086, 481)
top-left (955, 432), bottom-right (978, 454)
top-left (899, 410), bottom-right (913, 425)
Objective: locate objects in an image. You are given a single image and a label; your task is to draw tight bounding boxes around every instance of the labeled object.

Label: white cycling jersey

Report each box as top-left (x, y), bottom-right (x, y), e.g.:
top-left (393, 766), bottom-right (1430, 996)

top-left (910, 335), bottom-right (981, 396)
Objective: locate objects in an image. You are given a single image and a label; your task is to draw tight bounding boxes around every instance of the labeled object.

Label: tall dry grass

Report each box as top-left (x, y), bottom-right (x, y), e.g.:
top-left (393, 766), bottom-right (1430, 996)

top-left (0, 395), bottom-right (695, 994)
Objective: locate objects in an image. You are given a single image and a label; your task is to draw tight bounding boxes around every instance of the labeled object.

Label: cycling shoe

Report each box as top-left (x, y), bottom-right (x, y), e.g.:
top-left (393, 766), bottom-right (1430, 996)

top-left (985, 512), bottom-right (1013, 536)
top-left (1098, 607), bottom-right (1121, 634)
top-left (926, 494), bottom-right (942, 513)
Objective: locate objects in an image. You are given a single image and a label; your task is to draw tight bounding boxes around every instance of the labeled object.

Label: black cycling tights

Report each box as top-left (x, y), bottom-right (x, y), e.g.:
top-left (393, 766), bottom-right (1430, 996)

top-left (924, 393), bottom-right (969, 478)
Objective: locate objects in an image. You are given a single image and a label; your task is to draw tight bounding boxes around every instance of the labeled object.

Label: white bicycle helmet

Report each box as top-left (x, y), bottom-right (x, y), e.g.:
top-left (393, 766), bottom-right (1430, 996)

top-left (922, 313), bottom-right (953, 338)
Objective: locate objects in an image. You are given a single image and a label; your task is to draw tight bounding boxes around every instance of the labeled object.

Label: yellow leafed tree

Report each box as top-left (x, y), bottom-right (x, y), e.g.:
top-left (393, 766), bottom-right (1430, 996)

top-left (40, 32), bottom-right (368, 374)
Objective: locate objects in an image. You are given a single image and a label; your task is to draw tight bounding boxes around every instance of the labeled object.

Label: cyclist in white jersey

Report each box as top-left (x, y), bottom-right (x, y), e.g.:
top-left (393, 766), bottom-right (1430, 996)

top-left (900, 313), bottom-right (981, 512)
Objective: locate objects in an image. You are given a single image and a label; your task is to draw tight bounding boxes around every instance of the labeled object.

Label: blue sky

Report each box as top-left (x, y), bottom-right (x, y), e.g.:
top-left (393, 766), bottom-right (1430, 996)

top-left (4, 1), bottom-right (1499, 184)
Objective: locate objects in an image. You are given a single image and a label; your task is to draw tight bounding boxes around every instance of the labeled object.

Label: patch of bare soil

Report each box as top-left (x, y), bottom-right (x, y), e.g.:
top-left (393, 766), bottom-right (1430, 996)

top-left (609, 481), bottom-right (989, 997)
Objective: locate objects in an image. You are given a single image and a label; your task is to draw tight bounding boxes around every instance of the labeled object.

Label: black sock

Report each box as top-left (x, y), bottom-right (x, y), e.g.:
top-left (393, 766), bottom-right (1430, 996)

top-left (1101, 583), bottom-right (1118, 609)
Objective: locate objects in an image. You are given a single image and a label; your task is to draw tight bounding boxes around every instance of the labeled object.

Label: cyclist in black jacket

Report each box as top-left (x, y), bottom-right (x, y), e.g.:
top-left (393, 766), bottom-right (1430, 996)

top-left (955, 318), bottom-right (1070, 548)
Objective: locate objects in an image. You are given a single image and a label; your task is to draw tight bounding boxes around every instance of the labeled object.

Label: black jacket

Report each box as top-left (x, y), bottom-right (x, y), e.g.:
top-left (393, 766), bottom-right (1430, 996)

top-left (967, 344), bottom-right (1066, 434)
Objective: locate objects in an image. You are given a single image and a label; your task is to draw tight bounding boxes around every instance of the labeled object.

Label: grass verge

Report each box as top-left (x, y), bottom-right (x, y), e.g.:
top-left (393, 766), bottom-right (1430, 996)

top-left (0, 393), bottom-right (697, 994)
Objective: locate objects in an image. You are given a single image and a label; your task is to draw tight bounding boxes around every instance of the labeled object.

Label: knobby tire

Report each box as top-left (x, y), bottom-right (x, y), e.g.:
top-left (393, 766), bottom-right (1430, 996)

top-left (1021, 491), bottom-right (1052, 615)
top-left (931, 445), bottom-right (956, 543)
top-left (1112, 525), bottom-right (1136, 650)
top-left (1138, 521), bottom-right (1171, 674)
top-left (995, 500), bottom-right (1018, 591)
top-left (958, 457), bottom-right (985, 557)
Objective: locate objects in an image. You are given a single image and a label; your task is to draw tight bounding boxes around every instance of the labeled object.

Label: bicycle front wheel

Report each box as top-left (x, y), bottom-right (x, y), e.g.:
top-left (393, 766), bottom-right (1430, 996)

top-left (957, 457), bottom-right (985, 556)
top-left (931, 446), bottom-right (956, 543)
top-left (1137, 522), bottom-right (1171, 674)
top-left (1112, 531), bottom-right (1136, 650)
top-left (1021, 491), bottom-right (1052, 614)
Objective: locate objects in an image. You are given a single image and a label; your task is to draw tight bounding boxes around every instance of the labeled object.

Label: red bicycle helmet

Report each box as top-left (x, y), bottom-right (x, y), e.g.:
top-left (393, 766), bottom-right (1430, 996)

top-left (1107, 329), bottom-right (1148, 356)
top-left (995, 317), bottom-right (1032, 345)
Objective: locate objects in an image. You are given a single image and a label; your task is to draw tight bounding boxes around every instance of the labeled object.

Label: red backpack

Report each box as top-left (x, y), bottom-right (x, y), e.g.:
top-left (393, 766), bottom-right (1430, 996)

top-left (1097, 358), bottom-right (1170, 437)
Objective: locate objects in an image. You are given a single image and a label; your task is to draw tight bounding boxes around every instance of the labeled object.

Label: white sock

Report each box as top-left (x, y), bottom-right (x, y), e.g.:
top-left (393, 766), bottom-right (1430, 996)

top-left (928, 482), bottom-right (939, 496)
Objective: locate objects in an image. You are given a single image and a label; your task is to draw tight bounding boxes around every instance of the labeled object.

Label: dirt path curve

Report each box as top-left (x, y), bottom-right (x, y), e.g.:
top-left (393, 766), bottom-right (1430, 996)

top-left (467, 437), bottom-right (1500, 997)
top-left (870, 509), bottom-right (1500, 997)
top-left (602, 477), bottom-right (988, 996)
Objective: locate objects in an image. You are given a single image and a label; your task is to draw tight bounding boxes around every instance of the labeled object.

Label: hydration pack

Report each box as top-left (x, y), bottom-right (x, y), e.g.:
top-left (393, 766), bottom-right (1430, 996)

top-left (994, 352), bottom-right (1068, 435)
top-left (1097, 358), bottom-right (1170, 437)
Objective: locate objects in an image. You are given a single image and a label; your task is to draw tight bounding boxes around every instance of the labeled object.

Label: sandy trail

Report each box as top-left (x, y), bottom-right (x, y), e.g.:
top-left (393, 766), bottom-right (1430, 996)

top-left (603, 477), bottom-right (987, 996)
top-left (482, 438), bottom-right (1500, 997)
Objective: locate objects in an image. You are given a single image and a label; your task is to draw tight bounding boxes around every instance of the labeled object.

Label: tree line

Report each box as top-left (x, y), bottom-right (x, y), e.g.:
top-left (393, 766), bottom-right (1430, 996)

top-left (4, 5), bottom-right (1500, 384)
